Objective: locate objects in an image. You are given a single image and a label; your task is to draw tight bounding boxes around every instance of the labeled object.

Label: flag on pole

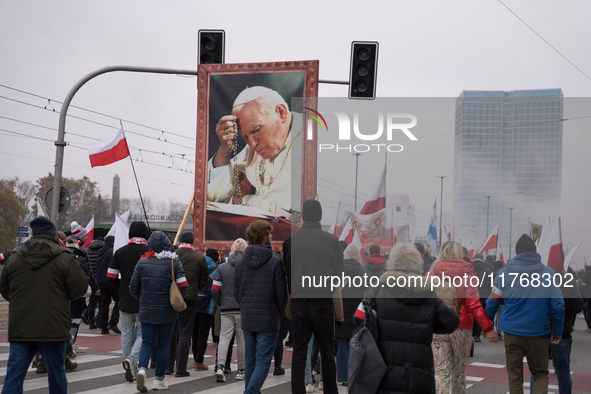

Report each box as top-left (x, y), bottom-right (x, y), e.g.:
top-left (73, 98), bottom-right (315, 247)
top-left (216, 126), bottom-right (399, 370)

top-left (539, 217), bottom-right (564, 272)
top-left (359, 160), bottom-right (386, 215)
top-left (0, 252), bottom-right (4, 261)
top-left (564, 240), bottom-right (582, 270)
top-left (339, 217), bottom-right (366, 264)
top-left (89, 123), bottom-right (130, 168)
top-left (113, 213), bottom-right (131, 253)
top-left (426, 199), bottom-right (438, 257)
top-left (37, 197), bottom-right (49, 217)
top-left (82, 215), bottom-right (95, 248)
top-left (480, 223), bottom-right (499, 254)
top-left (498, 244), bottom-right (505, 264)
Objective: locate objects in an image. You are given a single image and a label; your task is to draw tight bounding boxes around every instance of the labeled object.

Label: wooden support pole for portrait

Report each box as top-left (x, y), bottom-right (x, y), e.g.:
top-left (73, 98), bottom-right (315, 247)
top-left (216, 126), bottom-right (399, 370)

top-left (174, 193), bottom-right (194, 246)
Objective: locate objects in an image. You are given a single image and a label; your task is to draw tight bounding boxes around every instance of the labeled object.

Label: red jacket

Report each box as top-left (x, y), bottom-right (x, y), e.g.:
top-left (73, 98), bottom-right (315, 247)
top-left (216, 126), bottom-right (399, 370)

top-left (428, 259), bottom-right (493, 332)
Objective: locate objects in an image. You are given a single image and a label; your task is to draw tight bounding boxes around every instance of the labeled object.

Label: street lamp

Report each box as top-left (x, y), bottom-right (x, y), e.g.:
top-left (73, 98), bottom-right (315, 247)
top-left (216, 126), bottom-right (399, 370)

top-left (485, 196), bottom-right (492, 236)
top-left (509, 207), bottom-right (514, 259)
top-left (353, 153), bottom-right (362, 211)
top-left (438, 176), bottom-right (446, 249)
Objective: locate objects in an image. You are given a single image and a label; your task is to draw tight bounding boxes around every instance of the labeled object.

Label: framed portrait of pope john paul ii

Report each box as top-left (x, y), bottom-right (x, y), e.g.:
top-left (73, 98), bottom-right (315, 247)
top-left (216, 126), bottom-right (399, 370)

top-left (194, 60), bottom-right (319, 251)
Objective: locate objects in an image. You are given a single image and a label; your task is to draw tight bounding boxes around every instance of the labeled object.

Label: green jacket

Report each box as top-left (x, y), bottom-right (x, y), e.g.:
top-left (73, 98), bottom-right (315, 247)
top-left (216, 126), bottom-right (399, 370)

top-left (0, 234), bottom-right (88, 342)
top-left (176, 247), bottom-right (209, 302)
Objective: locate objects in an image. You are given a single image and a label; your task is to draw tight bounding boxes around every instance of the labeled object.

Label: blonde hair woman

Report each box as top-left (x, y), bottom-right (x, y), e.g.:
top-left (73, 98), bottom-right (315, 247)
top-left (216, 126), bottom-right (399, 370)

top-left (427, 241), bottom-right (498, 394)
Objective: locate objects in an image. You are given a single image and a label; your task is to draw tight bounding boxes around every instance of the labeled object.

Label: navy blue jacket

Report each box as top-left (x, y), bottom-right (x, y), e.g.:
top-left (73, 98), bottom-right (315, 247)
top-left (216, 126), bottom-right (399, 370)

top-left (129, 231), bottom-right (187, 325)
top-left (234, 244), bottom-right (287, 332)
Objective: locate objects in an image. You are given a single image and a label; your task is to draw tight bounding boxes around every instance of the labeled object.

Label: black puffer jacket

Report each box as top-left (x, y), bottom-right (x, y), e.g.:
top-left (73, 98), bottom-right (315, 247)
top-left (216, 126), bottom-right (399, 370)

top-left (86, 239), bottom-right (104, 277)
top-left (130, 231), bottom-right (187, 325)
top-left (335, 258), bottom-right (366, 339)
top-left (96, 239), bottom-right (114, 289)
top-left (213, 252), bottom-right (241, 313)
top-left (372, 271), bottom-right (460, 394)
top-left (234, 244), bottom-right (287, 332)
top-left (108, 221), bottom-right (150, 313)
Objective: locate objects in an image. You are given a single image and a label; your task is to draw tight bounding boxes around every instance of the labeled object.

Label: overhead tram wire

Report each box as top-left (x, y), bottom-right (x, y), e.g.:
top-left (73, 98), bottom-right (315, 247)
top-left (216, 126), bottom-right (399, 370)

top-left (497, 0), bottom-right (591, 83)
top-left (0, 125), bottom-right (196, 174)
top-left (0, 115), bottom-right (196, 165)
top-left (0, 84), bottom-right (195, 141)
top-left (0, 149), bottom-right (194, 190)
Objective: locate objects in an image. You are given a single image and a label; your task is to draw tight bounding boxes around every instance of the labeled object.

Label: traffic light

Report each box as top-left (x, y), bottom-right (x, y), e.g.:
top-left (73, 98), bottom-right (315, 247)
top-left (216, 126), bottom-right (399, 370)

top-left (198, 30), bottom-right (225, 65)
top-left (348, 41), bottom-right (379, 99)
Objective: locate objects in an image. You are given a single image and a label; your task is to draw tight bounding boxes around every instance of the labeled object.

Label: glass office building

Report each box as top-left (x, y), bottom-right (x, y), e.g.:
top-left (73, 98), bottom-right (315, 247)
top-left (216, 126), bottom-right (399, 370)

top-left (453, 89), bottom-right (563, 252)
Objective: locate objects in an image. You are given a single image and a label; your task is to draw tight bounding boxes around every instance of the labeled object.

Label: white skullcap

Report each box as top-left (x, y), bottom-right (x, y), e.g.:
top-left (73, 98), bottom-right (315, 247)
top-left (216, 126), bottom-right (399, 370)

top-left (232, 86), bottom-right (274, 108)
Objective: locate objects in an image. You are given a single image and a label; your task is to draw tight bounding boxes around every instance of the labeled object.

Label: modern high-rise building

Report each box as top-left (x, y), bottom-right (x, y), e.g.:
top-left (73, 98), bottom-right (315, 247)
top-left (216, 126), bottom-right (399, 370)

top-left (453, 89), bottom-right (563, 253)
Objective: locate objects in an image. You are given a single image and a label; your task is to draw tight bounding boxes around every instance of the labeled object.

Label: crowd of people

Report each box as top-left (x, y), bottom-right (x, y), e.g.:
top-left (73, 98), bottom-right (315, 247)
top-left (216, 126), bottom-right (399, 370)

top-left (0, 200), bottom-right (589, 394)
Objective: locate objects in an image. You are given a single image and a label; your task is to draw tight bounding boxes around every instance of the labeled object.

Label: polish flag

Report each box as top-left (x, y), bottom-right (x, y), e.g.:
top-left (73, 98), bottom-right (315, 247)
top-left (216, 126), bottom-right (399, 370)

top-left (480, 223), bottom-right (499, 254)
top-left (564, 240), bottom-right (582, 271)
top-left (339, 217), bottom-right (366, 264)
top-left (359, 161), bottom-right (386, 215)
top-left (82, 216), bottom-right (95, 248)
top-left (89, 123), bottom-right (130, 168)
top-left (498, 244), bottom-right (505, 264)
top-left (539, 217), bottom-right (564, 272)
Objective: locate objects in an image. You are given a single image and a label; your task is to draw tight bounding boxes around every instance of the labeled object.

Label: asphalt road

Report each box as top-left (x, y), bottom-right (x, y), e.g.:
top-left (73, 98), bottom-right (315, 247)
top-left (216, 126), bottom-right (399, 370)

top-left (0, 308), bottom-right (589, 393)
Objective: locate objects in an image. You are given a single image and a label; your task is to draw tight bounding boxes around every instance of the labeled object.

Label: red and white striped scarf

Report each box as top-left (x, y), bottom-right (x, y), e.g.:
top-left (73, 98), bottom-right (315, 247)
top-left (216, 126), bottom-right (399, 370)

top-left (178, 243), bottom-right (195, 250)
top-left (128, 237), bottom-right (148, 245)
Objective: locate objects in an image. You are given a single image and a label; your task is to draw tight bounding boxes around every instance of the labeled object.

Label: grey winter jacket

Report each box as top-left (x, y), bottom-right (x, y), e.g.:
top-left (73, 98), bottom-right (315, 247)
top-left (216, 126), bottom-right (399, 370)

top-left (129, 231), bottom-right (187, 325)
top-left (212, 252), bottom-right (241, 314)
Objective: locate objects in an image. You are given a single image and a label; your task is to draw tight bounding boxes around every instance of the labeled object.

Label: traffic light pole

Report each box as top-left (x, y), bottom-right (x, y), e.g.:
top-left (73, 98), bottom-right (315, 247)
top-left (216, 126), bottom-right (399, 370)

top-left (51, 67), bottom-right (350, 224)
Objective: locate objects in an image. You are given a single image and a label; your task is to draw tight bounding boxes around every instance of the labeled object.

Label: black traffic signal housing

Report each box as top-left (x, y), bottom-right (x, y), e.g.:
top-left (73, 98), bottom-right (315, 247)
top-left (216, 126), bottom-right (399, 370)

top-left (349, 41), bottom-right (379, 99)
top-left (198, 30), bottom-right (225, 64)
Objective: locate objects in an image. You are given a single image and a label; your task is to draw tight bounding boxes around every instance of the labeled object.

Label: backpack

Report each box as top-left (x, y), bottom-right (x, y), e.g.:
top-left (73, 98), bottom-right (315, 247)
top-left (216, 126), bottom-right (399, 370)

top-left (196, 275), bottom-right (213, 310)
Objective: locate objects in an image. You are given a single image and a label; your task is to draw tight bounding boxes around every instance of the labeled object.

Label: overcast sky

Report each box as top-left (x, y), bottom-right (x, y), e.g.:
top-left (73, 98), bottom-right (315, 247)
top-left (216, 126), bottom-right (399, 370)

top-left (1, 0), bottom-right (590, 268)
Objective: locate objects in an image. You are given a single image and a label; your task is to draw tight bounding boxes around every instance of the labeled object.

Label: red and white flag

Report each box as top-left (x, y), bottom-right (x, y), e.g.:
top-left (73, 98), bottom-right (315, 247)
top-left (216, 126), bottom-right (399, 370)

top-left (89, 123), bottom-right (130, 168)
top-left (539, 217), bottom-right (564, 272)
top-left (480, 223), bottom-right (499, 254)
top-left (498, 244), bottom-right (505, 264)
top-left (359, 160), bottom-right (386, 215)
top-left (82, 215), bottom-right (95, 248)
top-left (339, 217), bottom-right (366, 264)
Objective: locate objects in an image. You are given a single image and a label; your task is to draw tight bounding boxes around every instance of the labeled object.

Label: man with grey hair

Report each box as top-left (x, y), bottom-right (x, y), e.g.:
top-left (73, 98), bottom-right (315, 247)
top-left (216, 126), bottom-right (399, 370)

top-left (207, 86), bottom-right (302, 220)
